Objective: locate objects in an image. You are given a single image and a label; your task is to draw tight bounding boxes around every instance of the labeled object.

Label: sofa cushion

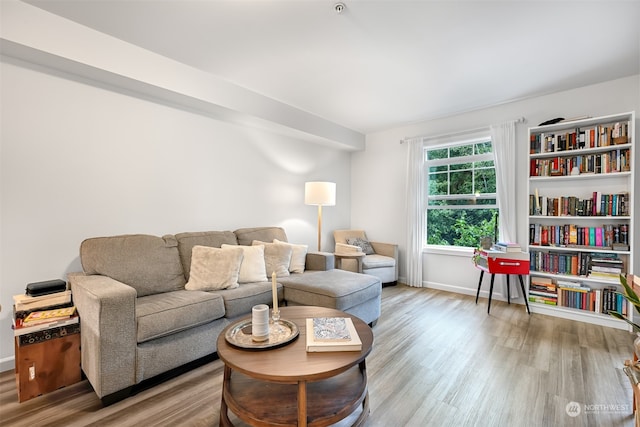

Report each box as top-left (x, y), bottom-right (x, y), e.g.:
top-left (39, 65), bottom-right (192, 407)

top-left (175, 231), bottom-right (238, 280)
top-left (234, 227), bottom-right (288, 246)
top-left (136, 290), bottom-right (225, 343)
top-left (222, 244), bottom-right (267, 283)
top-left (252, 241), bottom-right (292, 277)
top-left (185, 246), bottom-right (243, 291)
top-left (281, 269), bottom-right (381, 312)
top-left (274, 239), bottom-right (307, 273)
top-left (80, 234), bottom-right (186, 297)
top-left (211, 282), bottom-right (283, 319)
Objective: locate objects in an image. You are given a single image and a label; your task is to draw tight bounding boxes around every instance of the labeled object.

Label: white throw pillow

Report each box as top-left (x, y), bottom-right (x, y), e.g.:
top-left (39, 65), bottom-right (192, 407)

top-left (252, 240), bottom-right (292, 277)
top-left (221, 244), bottom-right (267, 283)
top-left (273, 239), bottom-right (307, 273)
top-left (185, 245), bottom-right (243, 291)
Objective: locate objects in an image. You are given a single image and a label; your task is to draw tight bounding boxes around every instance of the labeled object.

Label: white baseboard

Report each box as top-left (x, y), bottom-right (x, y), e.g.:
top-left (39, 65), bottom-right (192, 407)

top-left (0, 355), bottom-right (15, 373)
top-left (423, 279), bottom-right (515, 303)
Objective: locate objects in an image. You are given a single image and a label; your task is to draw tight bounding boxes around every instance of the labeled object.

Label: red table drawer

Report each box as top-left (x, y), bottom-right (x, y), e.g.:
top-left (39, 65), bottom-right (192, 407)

top-left (476, 251), bottom-right (530, 275)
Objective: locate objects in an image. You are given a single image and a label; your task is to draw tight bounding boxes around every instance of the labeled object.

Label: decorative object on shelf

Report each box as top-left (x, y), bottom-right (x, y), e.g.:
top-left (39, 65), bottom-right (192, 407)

top-left (305, 181), bottom-right (336, 251)
top-left (480, 236), bottom-right (493, 250)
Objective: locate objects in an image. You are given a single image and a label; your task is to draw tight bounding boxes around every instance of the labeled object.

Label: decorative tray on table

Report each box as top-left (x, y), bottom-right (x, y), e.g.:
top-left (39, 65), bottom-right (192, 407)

top-left (224, 318), bottom-right (299, 350)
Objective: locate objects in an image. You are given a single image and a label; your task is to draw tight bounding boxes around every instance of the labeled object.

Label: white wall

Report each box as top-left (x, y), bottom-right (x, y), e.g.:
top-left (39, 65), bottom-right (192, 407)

top-left (0, 57), bottom-right (352, 371)
top-left (354, 74), bottom-right (640, 298)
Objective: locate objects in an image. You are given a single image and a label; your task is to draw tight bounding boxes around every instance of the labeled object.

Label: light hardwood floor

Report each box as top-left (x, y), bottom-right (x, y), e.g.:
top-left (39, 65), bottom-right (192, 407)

top-left (0, 285), bottom-right (635, 427)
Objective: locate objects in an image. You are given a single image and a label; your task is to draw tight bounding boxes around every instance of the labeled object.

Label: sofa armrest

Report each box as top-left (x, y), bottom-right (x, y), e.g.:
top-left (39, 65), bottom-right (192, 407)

top-left (68, 272), bottom-right (137, 399)
top-left (305, 252), bottom-right (335, 271)
top-left (370, 241), bottom-right (398, 259)
top-left (335, 243), bottom-right (363, 254)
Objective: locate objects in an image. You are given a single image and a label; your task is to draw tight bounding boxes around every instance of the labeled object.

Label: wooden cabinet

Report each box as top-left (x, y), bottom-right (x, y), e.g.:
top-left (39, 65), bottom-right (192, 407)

top-left (526, 111), bottom-right (635, 329)
top-left (14, 333), bottom-right (81, 402)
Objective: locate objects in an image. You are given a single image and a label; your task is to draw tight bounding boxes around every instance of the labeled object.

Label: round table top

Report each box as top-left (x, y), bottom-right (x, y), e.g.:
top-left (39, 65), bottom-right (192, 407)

top-left (217, 306), bottom-right (374, 383)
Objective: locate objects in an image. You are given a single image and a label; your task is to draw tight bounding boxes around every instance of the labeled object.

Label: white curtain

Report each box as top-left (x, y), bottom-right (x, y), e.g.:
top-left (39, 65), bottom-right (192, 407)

top-left (405, 137), bottom-right (425, 287)
top-left (491, 120), bottom-right (517, 243)
top-left (490, 119), bottom-right (519, 296)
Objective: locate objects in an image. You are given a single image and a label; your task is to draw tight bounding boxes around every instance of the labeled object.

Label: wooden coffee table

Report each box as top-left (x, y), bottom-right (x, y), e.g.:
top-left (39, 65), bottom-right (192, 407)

top-left (217, 306), bottom-right (374, 427)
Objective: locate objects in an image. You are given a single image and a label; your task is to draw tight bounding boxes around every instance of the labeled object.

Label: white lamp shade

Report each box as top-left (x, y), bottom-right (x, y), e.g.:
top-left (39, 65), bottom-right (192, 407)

top-left (304, 182), bottom-right (336, 206)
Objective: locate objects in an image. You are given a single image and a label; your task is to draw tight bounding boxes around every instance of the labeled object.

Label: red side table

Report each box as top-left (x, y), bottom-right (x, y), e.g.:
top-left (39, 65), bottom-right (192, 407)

top-left (474, 249), bottom-right (531, 315)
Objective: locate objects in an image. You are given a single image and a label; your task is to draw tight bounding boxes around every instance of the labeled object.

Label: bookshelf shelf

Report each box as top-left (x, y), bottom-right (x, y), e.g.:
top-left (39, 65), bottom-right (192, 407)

top-left (529, 171), bottom-right (631, 182)
top-left (529, 215), bottom-right (632, 220)
top-left (528, 245), bottom-right (631, 255)
top-left (526, 111), bottom-right (635, 329)
top-left (530, 142), bottom-right (632, 159)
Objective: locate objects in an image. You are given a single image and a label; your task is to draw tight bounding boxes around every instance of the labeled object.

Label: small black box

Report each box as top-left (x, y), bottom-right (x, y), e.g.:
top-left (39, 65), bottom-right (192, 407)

top-left (25, 279), bottom-right (67, 297)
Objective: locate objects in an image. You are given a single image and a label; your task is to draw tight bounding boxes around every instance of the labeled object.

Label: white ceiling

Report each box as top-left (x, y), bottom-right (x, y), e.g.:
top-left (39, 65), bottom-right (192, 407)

top-left (24, 0), bottom-right (640, 134)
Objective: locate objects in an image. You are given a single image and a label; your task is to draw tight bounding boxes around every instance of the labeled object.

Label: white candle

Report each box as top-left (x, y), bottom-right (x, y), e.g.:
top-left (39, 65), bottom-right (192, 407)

top-left (272, 271), bottom-right (278, 313)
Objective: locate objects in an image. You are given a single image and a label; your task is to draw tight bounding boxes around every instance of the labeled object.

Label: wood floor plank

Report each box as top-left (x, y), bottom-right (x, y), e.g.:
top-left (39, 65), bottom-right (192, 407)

top-left (0, 285), bottom-right (636, 426)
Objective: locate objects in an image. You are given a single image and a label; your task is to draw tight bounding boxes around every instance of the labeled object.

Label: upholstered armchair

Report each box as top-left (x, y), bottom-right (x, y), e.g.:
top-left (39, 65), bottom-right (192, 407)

top-left (333, 230), bottom-right (398, 286)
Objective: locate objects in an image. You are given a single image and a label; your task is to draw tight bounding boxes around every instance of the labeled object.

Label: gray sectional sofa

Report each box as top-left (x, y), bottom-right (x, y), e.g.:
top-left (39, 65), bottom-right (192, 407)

top-left (68, 227), bottom-right (381, 404)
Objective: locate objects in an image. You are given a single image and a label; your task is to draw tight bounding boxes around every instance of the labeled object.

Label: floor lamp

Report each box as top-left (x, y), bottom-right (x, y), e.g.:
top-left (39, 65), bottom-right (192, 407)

top-left (305, 182), bottom-right (336, 252)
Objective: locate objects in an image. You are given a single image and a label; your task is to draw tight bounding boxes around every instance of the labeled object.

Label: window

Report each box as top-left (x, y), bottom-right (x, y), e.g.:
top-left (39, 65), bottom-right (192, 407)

top-left (426, 137), bottom-right (498, 247)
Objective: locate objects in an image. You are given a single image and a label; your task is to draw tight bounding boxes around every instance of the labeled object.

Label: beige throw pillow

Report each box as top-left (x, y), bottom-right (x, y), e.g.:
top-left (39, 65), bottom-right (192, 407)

top-left (185, 245), bottom-right (243, 291)
top-left (273, 239), bottom-right (307, 273)
top-left (221, 244), bottom-right (267, 283)
top-left (252, 240), bottom-right (292, 277)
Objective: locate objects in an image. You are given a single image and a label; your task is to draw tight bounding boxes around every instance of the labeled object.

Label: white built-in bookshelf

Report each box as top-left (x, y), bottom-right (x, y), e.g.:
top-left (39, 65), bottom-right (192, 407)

top-left (526, 111), bottom-right (635, 330)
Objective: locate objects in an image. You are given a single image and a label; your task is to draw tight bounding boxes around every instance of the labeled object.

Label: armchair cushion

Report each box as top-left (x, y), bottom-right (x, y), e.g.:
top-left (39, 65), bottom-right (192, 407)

top-left (362, 254), bottom-right (396, 269)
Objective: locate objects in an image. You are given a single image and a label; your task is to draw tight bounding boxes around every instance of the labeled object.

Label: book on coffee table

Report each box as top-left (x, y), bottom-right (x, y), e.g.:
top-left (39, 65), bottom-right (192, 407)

top-left (306, 317), bottom-right (362, 352)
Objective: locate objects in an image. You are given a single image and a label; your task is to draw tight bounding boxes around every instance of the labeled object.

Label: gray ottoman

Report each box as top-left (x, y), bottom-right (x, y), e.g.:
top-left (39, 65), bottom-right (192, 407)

top-left (280, 269), bottom-right (382, 325)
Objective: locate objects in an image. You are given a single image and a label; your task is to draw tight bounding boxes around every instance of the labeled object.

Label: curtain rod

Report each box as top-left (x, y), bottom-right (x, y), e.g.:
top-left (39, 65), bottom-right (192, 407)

top-left (399, 116), bottom-right (526, 144)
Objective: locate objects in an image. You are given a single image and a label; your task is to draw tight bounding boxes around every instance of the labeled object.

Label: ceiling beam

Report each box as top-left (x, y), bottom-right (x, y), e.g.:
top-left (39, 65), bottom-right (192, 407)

top-left (0, 0), bottom-right (365, 151)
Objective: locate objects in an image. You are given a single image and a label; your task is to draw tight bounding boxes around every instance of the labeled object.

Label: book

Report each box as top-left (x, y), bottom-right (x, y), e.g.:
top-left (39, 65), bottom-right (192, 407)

top-left (13, 290), bottom-right (72, 312)
top-left (480, 249), bottom-right (529, 260)
top-left (306, 317), bottom-right (362, 352)
top-left (23, 306), bottom-right (76, 325)
top-left (493, 242), bottom-right (521, 253)
top-left (12, 315), bottom-right (79, 336)
top-left (311, 317), bottom-right (352, 341)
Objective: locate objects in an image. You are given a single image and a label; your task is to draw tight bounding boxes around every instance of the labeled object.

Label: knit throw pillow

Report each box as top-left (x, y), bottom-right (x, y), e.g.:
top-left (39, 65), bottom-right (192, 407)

top-left (346, 237), bottom-right (375, 255)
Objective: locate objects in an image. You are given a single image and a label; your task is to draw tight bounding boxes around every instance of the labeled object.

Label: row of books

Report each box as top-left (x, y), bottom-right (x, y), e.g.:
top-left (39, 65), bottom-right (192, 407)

top-left (529, 251), bottom-right (624, 281)
top-left (528, 192), bottom-right (629, 217)
top-left (12, 289), bottom-right (78, 337)
top-left (529, 148), bottom-right (631, 177)
top-left (528, 277), bottom-right (626, 315)
top-left (529, 223), bottom-right (629, 249)
top-left (529, 121), bottom-right (631, 154)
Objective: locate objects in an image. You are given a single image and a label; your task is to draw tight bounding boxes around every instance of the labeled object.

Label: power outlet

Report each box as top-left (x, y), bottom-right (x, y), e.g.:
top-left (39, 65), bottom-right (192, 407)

top-left (29, 365), bottom-right (35, 381)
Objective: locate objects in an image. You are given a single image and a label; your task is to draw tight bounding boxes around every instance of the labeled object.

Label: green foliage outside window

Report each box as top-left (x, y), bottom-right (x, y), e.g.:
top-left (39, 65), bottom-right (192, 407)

top-left (426, 139), bottom-right (498, 247)
top-left (427, 209), bottom-right (498, 247)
